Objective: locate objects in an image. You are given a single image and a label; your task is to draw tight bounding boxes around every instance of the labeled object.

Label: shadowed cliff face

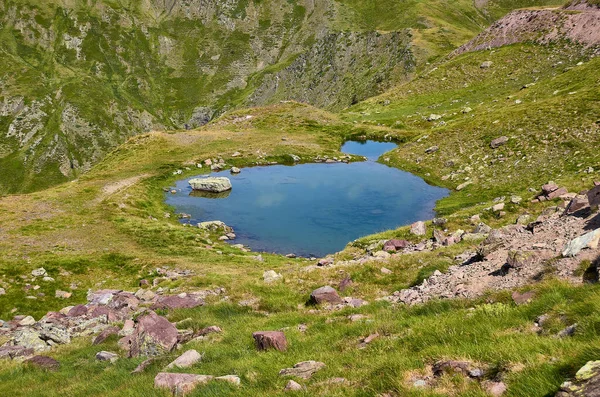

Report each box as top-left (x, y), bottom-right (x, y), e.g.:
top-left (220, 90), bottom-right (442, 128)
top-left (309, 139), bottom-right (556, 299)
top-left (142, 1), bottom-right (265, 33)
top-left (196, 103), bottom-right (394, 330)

top-left (0, 0), bottom-right (562, 194)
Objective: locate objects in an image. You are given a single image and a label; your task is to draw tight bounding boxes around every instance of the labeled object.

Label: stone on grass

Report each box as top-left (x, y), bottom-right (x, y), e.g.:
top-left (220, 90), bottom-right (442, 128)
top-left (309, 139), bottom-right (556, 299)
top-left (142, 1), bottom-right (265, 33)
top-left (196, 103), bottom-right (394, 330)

top-left (279, 361), bottom-right (326, 379)
top-left (284, 380), bottom-right (303, 391)
top-left (481, 61), bottom-right (493, 68)
top-left (154, 372), bottom-right (213, 396)
top-left (490, 136), bottom-right (508, 149)
top-left (486, 381), bottom-right (507, 396)
top-left (410, 221), bottom-right (427, 236)
top-left (252, 331), bottom-right (288, 352)
top-left (309, 286), bottom-right (342, 305)
top-left (167, 350), bottom-right (202, 369)
top-left (55, 290), bottom-right (72, 299)
top-left (124, 311), bottom-right (178, 357)
top-left (383, 239), bottom-right (409, 252)
top-left (96, 351), bottom-right (119, 363)
top-left (131, 358), bottom-right (155, 374)
top-left (263, 270), bottom-right (283, 283)
top-left (215, 375), bottom-right (240, 386)
top-left (31, 268), bottom-right (47, 277)
top-left (151, 295), bottom-right (202, 310)
top-left (506, 250), bottom-right (537, 269)
top-left (24, 355), bottom-right (60, 371)
top-left (197, 325), bottom-right (222, 336)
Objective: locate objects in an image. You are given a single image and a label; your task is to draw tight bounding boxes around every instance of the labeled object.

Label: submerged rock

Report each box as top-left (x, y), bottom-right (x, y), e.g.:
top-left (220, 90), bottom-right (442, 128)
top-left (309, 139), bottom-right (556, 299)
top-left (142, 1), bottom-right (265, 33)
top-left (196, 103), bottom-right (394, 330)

top-left (189, 177), bottom-right (232, 193)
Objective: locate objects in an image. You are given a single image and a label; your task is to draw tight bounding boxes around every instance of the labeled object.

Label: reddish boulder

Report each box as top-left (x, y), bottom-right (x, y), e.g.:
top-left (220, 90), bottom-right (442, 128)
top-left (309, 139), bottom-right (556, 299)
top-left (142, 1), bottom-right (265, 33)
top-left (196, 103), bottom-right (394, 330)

top-left (0, 345), bottom-right (34, 359)
top-left (252, 331), bottom-right (288, 352)
top-left (383, 239), bottom-right (409, 252)
top-left (126, 311), bottom-right (178, 357)
top-left (151, 295), bottom-right (203, 310)
top-left (66, 305), bottom-right (88, 318)
top-left (309, 286), bottom-right (342, 305)
top-left (541, 183), bottom-right (559, 195)
top-left (588, 185), bottom-right (600, 208)
top-left (24, 355), bottom-right (60, 371)
top-left (566, 195), bottom-right (590, 214)
top-left (547, 187), bottom-right (568, 200)
top-left (154, 372), bottom-right (213, 395)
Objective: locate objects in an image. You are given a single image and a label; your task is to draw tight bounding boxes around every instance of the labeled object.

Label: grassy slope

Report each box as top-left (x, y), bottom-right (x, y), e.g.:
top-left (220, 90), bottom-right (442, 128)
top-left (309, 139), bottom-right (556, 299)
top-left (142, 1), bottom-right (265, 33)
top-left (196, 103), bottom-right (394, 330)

top-left (0, 46), bottom-right (599, 394)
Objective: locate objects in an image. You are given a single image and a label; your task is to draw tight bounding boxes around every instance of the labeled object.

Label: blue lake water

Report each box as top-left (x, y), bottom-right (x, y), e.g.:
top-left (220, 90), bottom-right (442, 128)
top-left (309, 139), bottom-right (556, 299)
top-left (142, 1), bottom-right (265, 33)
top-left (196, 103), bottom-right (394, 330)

top-left (166, 141), bottom-right (448, 257)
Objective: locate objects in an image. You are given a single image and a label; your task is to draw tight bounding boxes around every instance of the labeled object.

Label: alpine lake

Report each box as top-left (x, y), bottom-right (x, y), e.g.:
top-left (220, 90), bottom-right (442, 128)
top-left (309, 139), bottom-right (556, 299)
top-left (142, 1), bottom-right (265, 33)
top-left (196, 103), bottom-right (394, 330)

top-left (166, 141), bottom-right (448, 257)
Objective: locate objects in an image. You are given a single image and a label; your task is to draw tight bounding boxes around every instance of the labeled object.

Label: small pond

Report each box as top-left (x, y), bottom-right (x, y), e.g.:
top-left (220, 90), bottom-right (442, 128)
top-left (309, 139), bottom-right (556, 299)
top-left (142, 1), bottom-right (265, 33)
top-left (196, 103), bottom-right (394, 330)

top-left (166, 141), bottom-right (448, 257)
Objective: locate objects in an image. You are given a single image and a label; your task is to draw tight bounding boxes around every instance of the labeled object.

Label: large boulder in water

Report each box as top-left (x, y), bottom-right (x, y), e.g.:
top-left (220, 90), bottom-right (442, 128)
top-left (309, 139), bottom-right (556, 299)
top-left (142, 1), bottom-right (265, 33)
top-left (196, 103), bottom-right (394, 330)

top-left (189, 177), bottom-right (232, 193)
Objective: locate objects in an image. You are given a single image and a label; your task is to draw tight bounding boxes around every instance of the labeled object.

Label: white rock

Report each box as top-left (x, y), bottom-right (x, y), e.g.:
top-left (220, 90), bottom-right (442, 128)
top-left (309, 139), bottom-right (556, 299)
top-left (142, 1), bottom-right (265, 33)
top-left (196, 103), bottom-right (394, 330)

top-left (166, 349), bottom-right (202, 369)
top-left (189, 177), bottom-right (232, 193)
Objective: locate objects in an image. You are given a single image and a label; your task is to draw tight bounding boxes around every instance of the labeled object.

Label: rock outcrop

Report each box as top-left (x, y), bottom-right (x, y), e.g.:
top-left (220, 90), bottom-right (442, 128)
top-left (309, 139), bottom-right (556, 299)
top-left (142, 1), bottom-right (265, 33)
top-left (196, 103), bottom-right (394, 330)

top-left (189, 177), bottom-right (232, 193)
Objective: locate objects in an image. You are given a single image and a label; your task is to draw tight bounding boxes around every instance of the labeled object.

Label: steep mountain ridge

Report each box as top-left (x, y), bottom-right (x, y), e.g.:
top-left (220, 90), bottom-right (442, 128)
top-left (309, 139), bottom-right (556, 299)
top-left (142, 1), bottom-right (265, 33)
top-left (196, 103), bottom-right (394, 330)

top-left (0, 0), bottom-right (562, 194)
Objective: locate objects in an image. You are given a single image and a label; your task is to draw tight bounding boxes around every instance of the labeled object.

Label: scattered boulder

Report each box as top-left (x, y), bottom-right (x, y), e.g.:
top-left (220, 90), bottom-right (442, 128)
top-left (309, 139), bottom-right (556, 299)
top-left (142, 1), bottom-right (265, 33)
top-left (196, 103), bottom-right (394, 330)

top-left (96, 351), bottom-right (119, 363)
top-left (486, 381), bottom-right (507, 396)
top-left (166, 349), bottom-right (202, 369)
top-left (252, 331), bottom-right (288, 352)
top-left (151, 295), bottom-right (203, 310)
top-left (55, 290), bottom-right (71, 299)
top-left (154, 372), bottom-right (213, 396)
top-left (215, 375), bottom-right (240, 386)
top-left (131, 358), bottom-right (155, 374)
top-left (556, 360), bottom-right (600, 397)
top-left (31, 268), bottom-right (47, 277)
top-left (558, 324), bottom-right (578, 338)
top-left (588, 185), bottom-right (600, 209)
top-left (279, 361), bottom-right (326, 379)
top-left (66, 304), bottom-right (88, 318)
top-left (230, 167), bottom-right (241, 174)
top-left (263, 270), bottom-right (283, 283)
top-left (562, 229), bottom-right (600, 257)
top-left (490, 136), bottom-right (508, 149)
top-left (480, 61), bottom-right (493, 68)
top-left (309, 286), bottom-right (342, 305)
top-left (24, 355), bottom-right (60, 371)
top-left (411, 221), bottom-right (427, 236)
top-left (284, 380), bottom-right (303, 391)
top-left (432, 360), bottom-right (471, 377)
top-left (566, 195), bottom-right (590, 214)
top-left (425, 145), bottom-right (439, 153)
top-left (18, 316), bottom-right (35, 326)
top-left (383, 239), bottom-right (409, 252)
top-left (427, 115), bottom-right (442, 122)
top-left (189, 177), bottom-right (232, 193)
top-left (124, 311), bottom-right (178, 357)
top-left (197, 221), bottom-right (233, 233)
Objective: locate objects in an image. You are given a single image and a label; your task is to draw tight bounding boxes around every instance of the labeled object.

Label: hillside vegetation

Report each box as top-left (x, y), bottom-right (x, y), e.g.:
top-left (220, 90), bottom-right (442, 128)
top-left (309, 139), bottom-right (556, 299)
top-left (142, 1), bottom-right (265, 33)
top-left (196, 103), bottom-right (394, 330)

top-left (1, 1), bottom-right (600, 396)
top-left (0, 0), bottom-right (563, 194)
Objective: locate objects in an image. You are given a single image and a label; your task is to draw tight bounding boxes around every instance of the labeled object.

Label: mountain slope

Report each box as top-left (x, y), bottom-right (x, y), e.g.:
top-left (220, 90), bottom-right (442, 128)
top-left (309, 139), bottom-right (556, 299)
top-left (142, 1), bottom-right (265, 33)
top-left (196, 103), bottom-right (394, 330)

top-left (0, 0), bottom-right (564, 194)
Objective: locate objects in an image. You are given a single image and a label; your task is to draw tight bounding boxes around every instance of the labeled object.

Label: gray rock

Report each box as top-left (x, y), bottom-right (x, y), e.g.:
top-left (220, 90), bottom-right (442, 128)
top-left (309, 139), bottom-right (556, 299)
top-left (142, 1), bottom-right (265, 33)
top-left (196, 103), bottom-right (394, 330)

top-left (425, 145), bottom-right (439, 153)
top-left (166, 349), bottom-right (202, 369)
top-left (13, 328), bottom-right (48, 352)
top-left (490, 136), bottom-right (508, 149)
top-left (230, 167), bottom-right (241, 174)
top-left (427, 114), bottom-right (442, 122)
top-left (263, 270), bottom-right (282, 283)
top-left (31, 268), bottom-right (47, 277)
top-left (410, 221), bottom-right (427, 236)
top-left (96, 351), bottom-right (119, 363)
top-left (562, 229), bottom-right (600, 257)
top-left (197, 221), bottom-right (233, 234)
top-left (215, 375), bottom-right (240, 386)
top-left (18, 316), bottom-right (36, 326)
top-left (587, 185), bottom-right (600, 208)
top-left (279, 361), bottom-right (326, 379)
top-left (284, 379), bottom-right (303, 391)
top-left (189, 177), bottom-right (232, 193)
top-left (480, 61), bottom-right (493, 68)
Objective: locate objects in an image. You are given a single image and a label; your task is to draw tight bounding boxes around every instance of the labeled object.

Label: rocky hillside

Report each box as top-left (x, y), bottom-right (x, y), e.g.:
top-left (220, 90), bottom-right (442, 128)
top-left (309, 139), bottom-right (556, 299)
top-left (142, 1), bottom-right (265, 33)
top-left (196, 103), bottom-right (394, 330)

top-left (0, 0), bottom-right (564, 194)
top-left (452, 0), bottom-right (600, 56)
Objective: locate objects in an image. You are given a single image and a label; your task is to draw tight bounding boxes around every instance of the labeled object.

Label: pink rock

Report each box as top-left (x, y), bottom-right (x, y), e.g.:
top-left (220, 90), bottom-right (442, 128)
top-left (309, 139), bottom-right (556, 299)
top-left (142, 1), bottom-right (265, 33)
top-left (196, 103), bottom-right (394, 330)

top-left (154, 372), bottom-right (213, 395)
top-left (383, 239), bottom-right (409, 252)
top-left (547, 187), bottom-right (568, 200)
top-left (24, 355), bottom-right (60, 371)
top-left (166, 349), bottom-right (202, 369)
top-left (252, 331), bottom-right (288, 352)
top-left (310, 286), bottom-right (342, 305)
top-left (151, 295), bottom-right (203, 310)
top-left (588, 185), bottom-right (600, 208)
top-left (92, 326), bottom-right (120, 345)
top-left (126, 311), bottom-right (178, 357)
top-left (511, 291), bottom-right (535, 305)
top-left (66, 305), bottom-right (88, 318)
